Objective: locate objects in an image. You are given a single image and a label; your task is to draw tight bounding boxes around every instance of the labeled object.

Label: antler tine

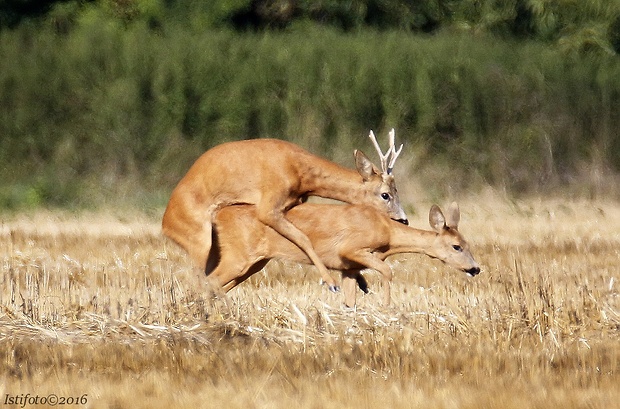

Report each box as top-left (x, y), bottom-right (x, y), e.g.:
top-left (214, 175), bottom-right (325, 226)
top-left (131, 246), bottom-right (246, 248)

top-left (368, 130), bottom-right (389, 173)
top-left (388, 128), bottom-right (395, 150)
top-left (387, 128), bottom-right (403, 174)
top-left (387, 144), bottom-right (403, 172)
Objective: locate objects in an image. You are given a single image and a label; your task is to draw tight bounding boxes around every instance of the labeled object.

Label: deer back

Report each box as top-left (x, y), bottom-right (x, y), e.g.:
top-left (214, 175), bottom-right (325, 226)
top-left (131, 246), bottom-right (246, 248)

top-left (213, 203), bottom-right (391, 271)
top-left (167, 137), bottom-right (408, 225)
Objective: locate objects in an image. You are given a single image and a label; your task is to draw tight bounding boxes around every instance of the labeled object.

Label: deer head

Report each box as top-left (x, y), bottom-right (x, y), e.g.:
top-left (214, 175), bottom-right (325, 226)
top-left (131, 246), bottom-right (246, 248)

top-left (354, 129), bottom-right (408, 225)
top-left (428, 202), bottom-right (480, 276)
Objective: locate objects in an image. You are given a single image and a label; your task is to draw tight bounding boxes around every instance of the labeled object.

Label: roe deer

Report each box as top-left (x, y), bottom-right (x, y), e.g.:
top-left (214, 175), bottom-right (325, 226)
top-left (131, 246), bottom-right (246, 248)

top-left (206, 202), bottom-right (480, 307)
top-left (162, 130), bottom-right (407, 292)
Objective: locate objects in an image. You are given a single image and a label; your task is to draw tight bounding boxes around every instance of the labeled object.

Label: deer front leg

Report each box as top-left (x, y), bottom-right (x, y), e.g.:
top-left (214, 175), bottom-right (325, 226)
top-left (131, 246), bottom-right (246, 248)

top-left (256, 205), bottom-right (339, 292)
top-left (341, 269), bottom-right (369, 308)
top-left (341, 270), bottom-right (358, 308)
top-left (342, 250), bottom-right (393, 306)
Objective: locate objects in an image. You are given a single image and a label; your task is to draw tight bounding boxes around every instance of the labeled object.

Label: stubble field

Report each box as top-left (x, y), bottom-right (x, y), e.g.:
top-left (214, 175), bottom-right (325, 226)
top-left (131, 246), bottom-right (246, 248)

top-left (1, 194), bottom-right (619, 409)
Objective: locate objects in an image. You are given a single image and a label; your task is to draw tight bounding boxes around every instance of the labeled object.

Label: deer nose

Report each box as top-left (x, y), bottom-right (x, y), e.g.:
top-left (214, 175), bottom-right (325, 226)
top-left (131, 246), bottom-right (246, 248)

top-left (466, 267), bottom-right (480, 277)
top-left (395, 218), bottom-right (409, 225)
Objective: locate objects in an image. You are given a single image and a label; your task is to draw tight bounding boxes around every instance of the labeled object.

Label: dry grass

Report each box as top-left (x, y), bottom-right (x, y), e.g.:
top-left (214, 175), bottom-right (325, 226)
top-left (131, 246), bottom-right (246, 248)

top-left (1, 193), bottom-right (619, 409)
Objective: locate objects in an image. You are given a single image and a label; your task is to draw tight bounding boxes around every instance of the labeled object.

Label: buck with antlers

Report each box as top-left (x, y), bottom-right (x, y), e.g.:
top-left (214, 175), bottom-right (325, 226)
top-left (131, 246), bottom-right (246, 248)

top-left (206, 202), bottom-right (480, 307)
top-left (162, 130), bottom-right (407, 292)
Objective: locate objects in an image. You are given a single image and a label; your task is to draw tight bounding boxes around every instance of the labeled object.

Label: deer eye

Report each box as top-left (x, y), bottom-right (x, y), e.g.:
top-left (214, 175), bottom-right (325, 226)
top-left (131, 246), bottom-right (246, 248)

top-left (381, 193), bottom-right (391, 201)
top-left (452, 245), bottom-right (463, 252)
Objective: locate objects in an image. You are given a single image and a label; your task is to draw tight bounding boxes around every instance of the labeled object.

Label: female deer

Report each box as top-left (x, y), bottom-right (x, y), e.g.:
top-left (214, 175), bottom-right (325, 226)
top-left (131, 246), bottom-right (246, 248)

top-left (206, 202), bottom-right (480, 306)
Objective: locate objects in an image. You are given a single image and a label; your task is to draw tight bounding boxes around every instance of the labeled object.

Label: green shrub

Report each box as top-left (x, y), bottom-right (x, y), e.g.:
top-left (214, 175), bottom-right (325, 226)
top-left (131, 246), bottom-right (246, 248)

top-left (1, 21), bottom-right (620, 208)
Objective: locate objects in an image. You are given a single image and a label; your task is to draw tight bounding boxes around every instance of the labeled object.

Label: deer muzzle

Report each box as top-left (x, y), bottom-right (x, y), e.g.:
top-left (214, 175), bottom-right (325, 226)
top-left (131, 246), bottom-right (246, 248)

top-left (465, 266), bottom-right (481, 277)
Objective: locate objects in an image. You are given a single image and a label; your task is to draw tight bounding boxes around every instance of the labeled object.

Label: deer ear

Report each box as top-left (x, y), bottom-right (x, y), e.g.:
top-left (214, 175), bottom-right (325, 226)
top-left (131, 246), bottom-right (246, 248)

top-left (445, 202), bottom-right (460, 229)
top-left (354, 150), bottom-right (380, 181)
top-left (429, 205), bottom-right (446, 232)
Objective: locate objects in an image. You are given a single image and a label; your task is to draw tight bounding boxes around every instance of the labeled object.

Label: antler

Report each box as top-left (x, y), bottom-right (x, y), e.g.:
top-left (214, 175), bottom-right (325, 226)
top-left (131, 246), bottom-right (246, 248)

top-left (368, 128), bottom-right (403, 174)
top-left (368, 130), bottom-right (390, 174)
top-left (387, 128), bottom-right (403, 173)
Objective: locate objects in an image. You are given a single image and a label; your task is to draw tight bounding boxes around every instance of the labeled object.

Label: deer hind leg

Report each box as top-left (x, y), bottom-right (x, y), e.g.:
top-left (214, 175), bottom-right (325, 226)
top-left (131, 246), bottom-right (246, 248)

top-left (162, 200), bottom-right (217, 274)
top-left (207, 256), bottom-right (247, 292)
top-left (182, 218), bottom-right (216, 274)
top-left (161, 219), bottom-right (215, 298)
top-left (220, 259), bottom-right (270, 293)
top-left (342, 250), bottom-right (393, 306)
top-left (256, 206), bottom-right (339, 292)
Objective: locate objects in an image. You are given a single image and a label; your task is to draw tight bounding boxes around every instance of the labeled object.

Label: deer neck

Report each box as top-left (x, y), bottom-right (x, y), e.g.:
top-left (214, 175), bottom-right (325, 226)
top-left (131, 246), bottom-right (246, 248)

top-left (385, 222), bottom-right (438, 257)
top-left (300, 159), bottom-right (366, 203)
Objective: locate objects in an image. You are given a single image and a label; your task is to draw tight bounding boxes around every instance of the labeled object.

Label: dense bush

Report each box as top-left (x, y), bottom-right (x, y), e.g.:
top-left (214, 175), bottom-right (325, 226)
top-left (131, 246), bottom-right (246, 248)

top-left (4, 0), bottom-right (620, 42)
top-left (1, 1), bottom-right (619, 209)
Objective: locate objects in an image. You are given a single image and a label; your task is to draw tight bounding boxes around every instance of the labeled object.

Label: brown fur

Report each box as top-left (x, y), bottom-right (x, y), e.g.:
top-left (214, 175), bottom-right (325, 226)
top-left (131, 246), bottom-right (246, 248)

top-left (207, 202), bottom-right (479, 307)
top-left (162, 138), bottom-right (407, 291)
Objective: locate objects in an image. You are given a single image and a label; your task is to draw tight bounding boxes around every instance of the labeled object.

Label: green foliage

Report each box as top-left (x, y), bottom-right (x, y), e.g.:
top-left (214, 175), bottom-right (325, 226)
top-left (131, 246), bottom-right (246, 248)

top-left (1, 1), bottom-right (620, 208)
top-left (4, 0), bottom-right (620, 46)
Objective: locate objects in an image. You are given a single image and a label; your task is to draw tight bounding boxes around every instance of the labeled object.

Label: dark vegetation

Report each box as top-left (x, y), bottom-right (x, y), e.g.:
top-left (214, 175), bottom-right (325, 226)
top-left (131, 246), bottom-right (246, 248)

top-left (1, 0), bottom-right (620, 209)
